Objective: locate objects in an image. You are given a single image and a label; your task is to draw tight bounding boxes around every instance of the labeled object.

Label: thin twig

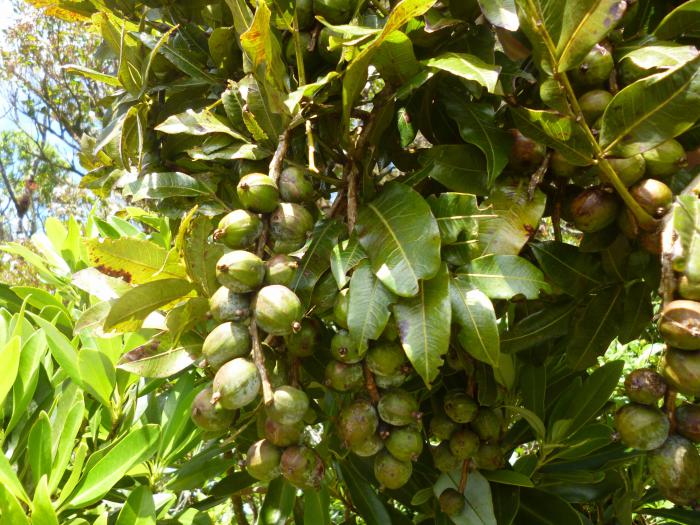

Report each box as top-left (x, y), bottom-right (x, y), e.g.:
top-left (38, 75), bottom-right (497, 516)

top-left (268, 129), bottom-right (291, 184)
top-left (528, 152), bottom-right (550, 200)
top-left (458, 459), bottom-right (470, 493)
top-left (232, 495), bottom-right (249, 525)
top-left (363, 362), bottom-right (380, 403)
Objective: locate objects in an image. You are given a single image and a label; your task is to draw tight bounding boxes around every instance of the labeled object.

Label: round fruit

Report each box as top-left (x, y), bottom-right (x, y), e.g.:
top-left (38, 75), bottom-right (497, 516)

top-left (213, 209), bottom-right (263, 249)
top-left (209, 286), bottom-right (250, 323)
top-left (475, 443), bottom-right (503, 470)
top-left (386, 427), bottom-right (424, 462)
top-left (570, 44), bottom-right (613, 88)
top-left (270, 236), bottom-right (306, 254)
top-left (246, 439), bottom-right (281, 481)
top-left (366, 342), bottom-right (407, 377)
top-left (659, 300), bottom-right (700, 350)
top-left (629, 179), bottom-right (673, 218)
top-left (254, 285), bottom-right (303, 336)
top-left (374, 372), bottom-right (408, 389)
top-left (350, 433), bottom-right (384, 457)
top-left (662, 348), bottom-right (700, 396)
top-left (296, 0), bottom-right (314, 30)
top-left (265, 254), bottom-right (299, 287)
top-left (264, 416), bottom-right (304, 447)
top-left (614, 403), bottom-right (670, 450)
top-left (269, 203), bottom-right (314, 242)
top-left (605, 155), bottom-right (646, 187)
top-left (443, 392), bottom-right (478, 424)
top-left (676, 404), bottom-right (700, 443)
top-left (212, 358), bottom-right (261, 410)
top-left (331, 330), bottom-right (365, 363)
top-left (285, 319), bottom-right (318, 357)
top-left (236, 173), bottom-right (279, 213)
top-left (570, 187), bottom-right (619, 233)
top-left (430, 413), bottom-right (459, 441)
top-left (378, 389), bottom-right (420, 426)
top-left (471, 408), bottom-right (502, 441)
top-left (579, 89), bottom-right (613, 123)
top-left (191, 386), bottom-right (234, 431)
top-left (313, 0), bottom-right (356, 24)
top-left (642, 139), bottom-right (687, 178)
top-left (338, 398), bottom-right (378, 448)
top-left (280, 446), bottom-right (325, 489)
top-left (439, 488), bottom-right (465, 516)
top-left (202, 321), bottom-right (251, 370)
top-left (509, 129), bottom-right (545, 171)
top-left (549, 150), bottom-right (579, 178)
top-left (648, 435), bottom-right (700, 506)
top-left (432, 442), bottom-right (462, 472)
top-left (216, 250), bottom-right (265, 292)
top-left (449, 428), bottom-right (480, 460)
top-left (279, 166), bottom-right (315, 203)
top-left (267, 385), bottom-right (309, 425)
top-left (624, 368), bottom-right (667, 405)
top-left (679, 276), bottom-right (700, 301)
top-left (333, 288), bottom-right (349, 329)
top-left (325, 360), bottom-right (364, 391)
top-left (374, 451), bottom-right (412, 489)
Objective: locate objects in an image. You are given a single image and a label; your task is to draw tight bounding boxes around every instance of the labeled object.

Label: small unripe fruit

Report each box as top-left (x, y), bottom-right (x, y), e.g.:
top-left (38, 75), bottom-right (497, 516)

top-left (295, 0), bottom-right (314, 30)
top-left (191, 386), bottom-right (234, 431)
top-left (549, 150), bottom-right (579, 178)
top-left (475, 443), bottom-right (503, 470)
top-left (570, 187), bottom-right (619, 233)
top-left (659, 300), bottom-right (700, 350)
top-left (264, 416), bottom-right (304, 447)
top-left (246, 439), bottom-right (281, 481)
top-left (254, 285), bottom-right (303, 336)
top-left (642, 139), bottom-right (687, 178)
top-left (284, 319), bottom-right (319, 357)
top-left (338, 398), bottom-right (379, 448)
top-left (570, 44), bottom-right (613, 88)
top-left (509, 129), bottom-right (545, 171)
top-left (443, 392), bottom-right (478, 424)
top-left (662, 348), bottom-right (700, 397)
top-left (331, 330), bottom-right (365, 363)
top-left (605, 155), bottom-right (646, 187)
top-left (374, 372), bottom-right (408, 389)
top-left (279, 166), bottom-right (315, 203)
top-left (216, 250), bottom-right (265, 292)
top-left (366, 342), bottom-right (407, 377)
top-left (209, 286), bottom-right (250, 323)
top-left (280, 445), bottom-right (325, 489)
top-left (471, 408), bottom-right (502, 441)
top-left (374, 451), bottom-right (412, 489)
top-left (267, 385), bottom-right (309, 425)
top-left (624, 368), bottom-right (667, 405)
top-left (350, 433), bottom-right (384, 457)
top-left (333, 288), bottom-right (349, 329)
top-left (614, 403), bottom-right (670, 450)
top-left (213, 209), bottom-right (263, 249)
top-left (270, 236), bottom-right (306, 254)
top-left (325, 360), bottom-right (364, 391)
top-left (648, 435), bottom-right (700, 506)
top-left (212, 358), bottom-right (261, 410)
top-left (269, 203), bottom-right (314, 242)
top-left (449, 428), bottom-right (480, 460)
top-left (430, 413), bottom-right (459, 441)
top-left (678, 275), bottom-right (700, 301)
top-left (432, 442), bottom-right (462, 472)
top-left (265, 254), bottom-right (299, 287)
top-left (629, 179), bottom-right (673, 218)
top-left (439, 488), bottom-right (465, 516)
top-left (385, 427), bottom-right (424, 461)
top-left (202, 321), bottom-right (251, 370)
top-left (378, 389), bottom-right (420, 426)
top-left (579, 89), bottom-right (613, 124)
top-left (676, 404), bottom-right (700, 443)
top-left (237, 173), bottom-right (279, 213)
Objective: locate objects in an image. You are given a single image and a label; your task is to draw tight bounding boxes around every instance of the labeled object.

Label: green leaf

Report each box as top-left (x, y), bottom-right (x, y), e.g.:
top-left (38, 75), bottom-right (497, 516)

top-left (49, 398), bottom-right (85, 494)
top-left (68, 425), bottom-right (160, 508)
top-left (348, 260), bottom-right (396, 351)
top-left (355, 183), bottom-right (441, 297)
top-left (566, 287), bottom-right (623, 370)
top-left (599, 55), bottom-right (700, 156)
top-left (428, 193), bottom-right (490, 246)
top-left (115, 486), bottom-right (156, 525)
top-left (31, 476), bottom-right (59, 525)
top-left (639, 508), bottom-right (700, 525)
top-left (155, 109), bottom-right (246, 140)
top-left (135, 32), bottom-right (218, 83)
top-left (517, 489), bottom-right (584, 525)
top-left (330, 235), bottom-right (367, 289)
top-left (0, 336), bottom-right (20, 406)
top-left (478, 0), bottom-right (519, 30)
top-left (501, 302), bottom-right (575, 353)
top-left (481, 470), bottom-right (534, 487)
top-left (292, 220), bottom-right (344, 305)
top-left (338, 461), bottom-right (391, 525)
top-left (28, 314), bottom-right (82, 387)
top-left (8, 330), bottom-right (47, 434)
top-left (530, 241), bottom-right (601, 297)
top-left (621, 44), bottom-right (698, 71)
top-left (240, 1), bottom-right (287, 93)
top-left (224, 0), bottom-right (253, 36)
top-left (179, 214), bottom-right (222, 297)
top-left (0, 450), bottom-right (29, 504)
top-left (393, 264), bottom-right (451, 386)
top-left (118, 340), bottom-right (199, 378)
top-left (0, 485), bottom-right (29, 525)
top-left (63, 64), bottom-right (120, 86)
top-left (673, 195), bottom-right (700, 281)
top-left (167, 450), bottom-right (238, 492)
top-left (654, 0), bottom-right (700, 39)
top-left (222, 85), bottom-right (248, 136)
top-left (455, 255), bottom-right (551, 300)
top-left (505, 405), bottom-right (546, 439)
top-left (256, 477), bottom-right (296, 525)
top-left (424, 53), bottom-right (501, 92)
top-left (618, 282), bottom-right (653, 344)
top-left (303, 486), bottom-right (330, 525)
top-left (433, 469), bottom-right (497, 525)
top-left (450, 279), bottom-right (500, 368)
top-left (123, 173), bottom-right (215, 201)
top-left (78, 349), bottom-right (115, 407)
top-left (408, 145), bottom-right (490, 195)
top-left (28, 412), bottom-right (53, 487)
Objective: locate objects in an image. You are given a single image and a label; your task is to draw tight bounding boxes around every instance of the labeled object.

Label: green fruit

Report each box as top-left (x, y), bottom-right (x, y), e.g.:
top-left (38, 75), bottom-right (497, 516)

top-left (604, 155), bottom-right (646, 187)
top-left (679, 275), bottom-right (700, 301)
top-left (325, 360), bottom-right (364, 391)
top-left (475, 443), bottom-right (503, 470)
top-left (629, 179), bottom-right (673, 218)
top-left (443, 392), bottom-right (478, 424)
top-left (570, 187), bottom-right (619, 233)
top-left (270, 202), bottom-right (314, 242)
top-left (614, 403), bottom-right (669, 450)
top-left (267, 385), bottom-right (309, 425)
top-left (270, 236), bottom-right (306, 254)
top-left (378, 389), bottom-right (420, 426)
top-left (662, 348), bottom-right (700, 396)
top-left (190, 386), bottom-right (234, 431)
top-left (280, 445), bottom-right (325, 489)
top-left (617, 207), bottom-right (639, 239)
top-left (677, 404), bottom-right (700, 443)
top-left (430, 413), bottom-right (459, 441)
top-left (374, 372), bottom-right (408, 389)
top-left (237, 173), bottom-right (279, 213)
top-left (579, 89), bottom-right (613, 123)
top-left (432, 442), bottom-right (462, 472)
top-left (213, 209), bottom-right (262, 249)
top-left (386, 427), bottom-right (424, 462)
top-left (333, 288), bottom-right (349, 328)
top-left (246, 439), bottom-right (281, 481)
top-left (202, 321), bottom-right (251, 370)
top-left (254, 285), bottom-right (303, 336)
top-left (279, 166), bottom-right (315, 203)
top-left (373, 450), bottom-right (412, 489)
top-left (549, 150), bottom-right (579, 178)
top-left (350, 433), bottom-right (384, 457)
top-left (381, 316), bottom-right (399, 341)
top-left (569, 44), bottom-right (614, 88)
top-left (296, 0), bottom-right (314, 30)
top-left (642, 139), bottom-right (687, 178)
top-left (624, 368), bottom-right (667, 405)
top-left (471, 408), bottom-right (502, 441)
top-left (649, 435), bottom-right (700, 506)
top-left (449, 428), bottom-right (480, 460)
top-left (313, 0), bottom-right (356, 24)
top-left (338, 398), bottom-right (379, 448)
top-left (331, 330), bottom-right (365, 363)
top-left (317, 27), bottom-right (343, 64)
top-left (659, 300), bottom-right (700, 350)
top-left (366, 342), bottom-right (407, 376)
top-left (216, 250), bottom-right (265, 292)
top-left (509, 129), bottom-right (546, 171)
top-left (265, 254), bottom-right (299, 287)
top-left (285, 319), bottom-right (318, 357)
top-left (209, 286), bottom-right (251, 322)
top-left (212, 358), bottom-right (261, 410)
top-left (439, 488), bottom-right (466, 516)
top-left (264, 416), bottom-right (304, 447)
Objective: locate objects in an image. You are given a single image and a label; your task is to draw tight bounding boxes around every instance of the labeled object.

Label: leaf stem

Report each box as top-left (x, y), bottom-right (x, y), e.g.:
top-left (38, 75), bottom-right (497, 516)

top-left (292, 11), bottom-right (319, 172)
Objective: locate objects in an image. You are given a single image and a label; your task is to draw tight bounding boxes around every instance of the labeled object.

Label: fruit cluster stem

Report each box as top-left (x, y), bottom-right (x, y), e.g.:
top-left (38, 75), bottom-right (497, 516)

top-left (363, 362), bottom-right (380, 403)
top-left (458, 459), bottom-right (470, 493)
top-left (250, 319), bottom-right (274, 407)
top-left (269, 128), bottom-right (291, 185)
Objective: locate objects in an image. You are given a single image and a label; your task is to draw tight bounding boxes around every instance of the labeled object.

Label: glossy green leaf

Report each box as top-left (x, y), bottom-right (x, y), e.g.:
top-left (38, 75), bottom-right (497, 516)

top-left (135, 33), bottom-right (218, 83)
top-left (49, 398), bottom-right (85, 494)
top-left (123, 173), bottom-right (215, 201)
top-left (408, 145), bottom-right (490, 195)
top-left (115, 486), bottom-right (156, 525)
top-left (428, 193), bottom-right (490, 246)
top-left (530, 242), bottom-right (601, 297)
top-left (257, 477), bottom-right (296, 525)
top-left (506, 405), bottom-right (546, 439)
top-left (167, 450), bottom-right (237, 492)
top-left (303, 486), bottom-right (330, 525)
top-left (28, 314), bottom-right (82, 387)
top-left (28, 411), bottom-right (53, 487)
top-left (0, 336), bottom-right (20, 406)
top-left (451, 279), bottom-right (500, 368)
top-left (455, 255), bottom-right (551, 300)
top-left (78, 349), bottom-right (115, 407)
top-left (481, 470), bottom-right (534, 487)
top-left (516, 489), bottom-right (584, 525)
top-left (393, 264), bottom-right (451, 386)
top-left (8, 330), bottom-right (47, 433)
top-left (330, 235), bottom-right (367, 289)
top-left (338, 461), bottom-right (391, 525)
top-left (348, 260), bottom-right (395, 351)
top-left (478, 0), bottom-right (519, 30)
top-left (0, 450), bottom-right (28, 504)
top-left (433, 469), bottom-right (497, 525)
top-left (32, 476), bottom-right (59, 525)
top-left (292, 220), bottom-right (344, 305)
top-left (117, 341), bottom-right (199, 378)
top-left (155, 109), bottom-right (245, 139)
top-left (621, 44), bottom-right (698, 71)
top-left (0, 485), bottom-right (29, 525)
top-left (618, 282), bottom-right (653, 344)
top-left (424, 52), bottom-right (500, 92)
top-left (654, 0), bottom-right (700, 39)
top-left (501, 302), bottom-right (576, 353)
top-left (355, 182), bottom-right (441, 297)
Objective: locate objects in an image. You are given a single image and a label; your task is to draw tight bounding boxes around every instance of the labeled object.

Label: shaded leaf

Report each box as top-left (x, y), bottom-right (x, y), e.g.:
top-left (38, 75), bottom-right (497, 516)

top-left (654, 0), bottom-right (700, 39)
top-left (408, 145), bottom-right (490, 195)
top-left (348, 260), bottom-right (396, 351)
top-left (530, 241), bottom-right (601, 297)
top-left (330, 235), bottom-right (367, 289)
top-left (428, 192), bottom-right (491, 245)
top-left (451, 279), bottom-right (500, 368)
top-left (501, 301), bottom-right (575, 353)
top-left (292, 220), bottom-right (344, 305)
top-left (257, 477), bottom-right (296, 525)
top-left (338, 461), bottom-right (391, 525)
top-left (433, 469), bottom-right (497, 525)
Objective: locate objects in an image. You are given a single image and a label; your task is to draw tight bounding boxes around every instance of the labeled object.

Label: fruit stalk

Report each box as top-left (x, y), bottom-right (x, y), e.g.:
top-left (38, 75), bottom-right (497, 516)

top-left (250, 319), bottom-right (274, 407)
top-left (268, 128), bottom-right (291, 184)
top-left (363, 361), bottom-right (380, 403)
top-left (458, 459), bottom-right (470, 493)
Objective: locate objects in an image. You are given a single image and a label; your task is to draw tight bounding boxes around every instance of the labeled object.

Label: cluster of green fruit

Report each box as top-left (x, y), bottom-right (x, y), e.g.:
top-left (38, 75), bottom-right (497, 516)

top-left (189, 166), bottom-right (329, 489)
